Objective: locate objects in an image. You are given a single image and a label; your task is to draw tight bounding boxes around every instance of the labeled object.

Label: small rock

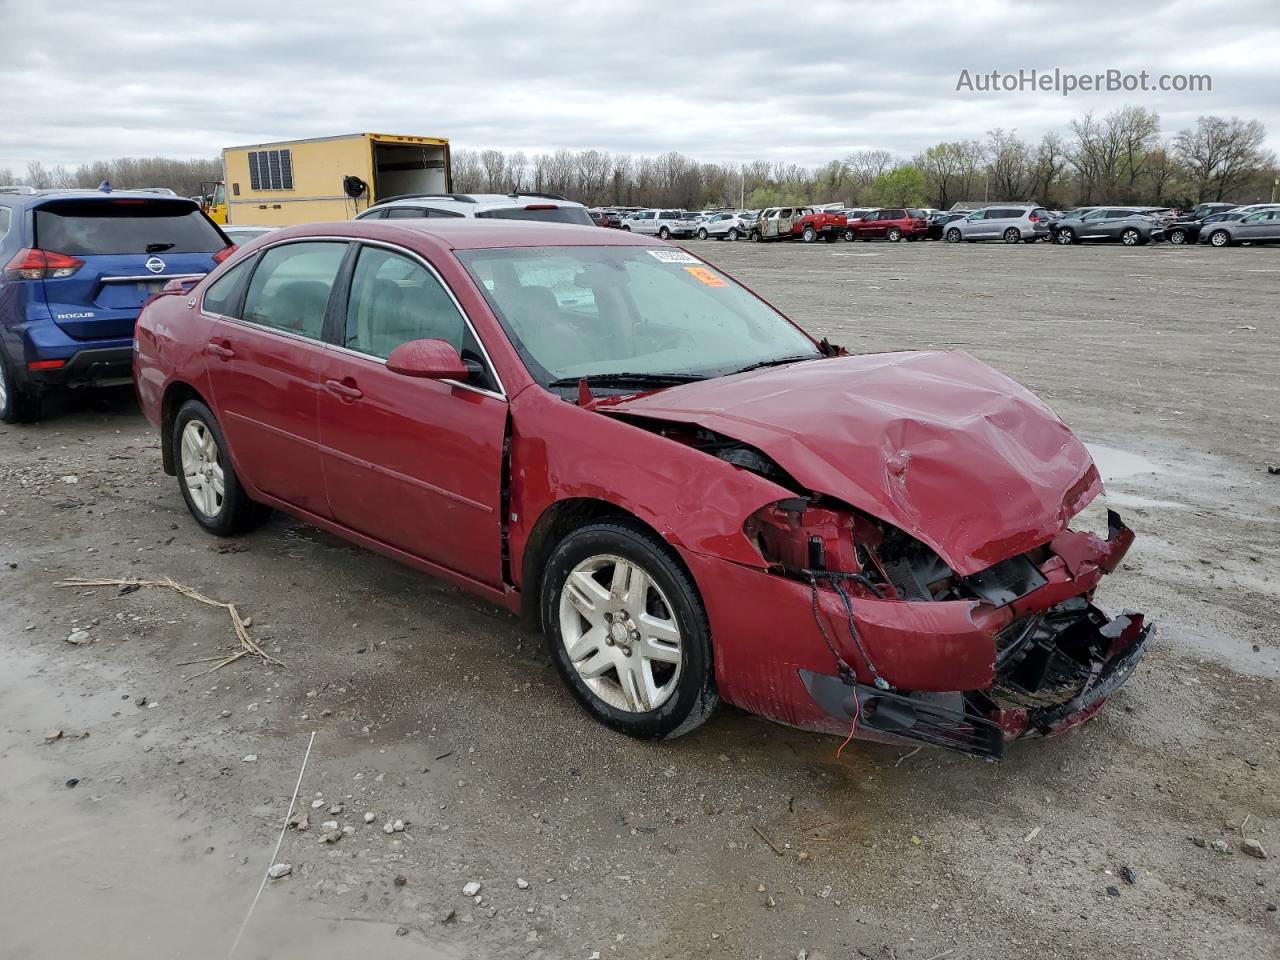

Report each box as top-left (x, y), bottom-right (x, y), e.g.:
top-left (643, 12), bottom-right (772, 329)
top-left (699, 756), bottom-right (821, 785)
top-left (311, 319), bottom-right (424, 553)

top-left (516, 878), bottom-right (530, 889)
top-left (796, 851), bottom-right (811, 863)
top-left (756, 883), bottom-right (766, 893)
top-left (395, 927), bottom-right (408, 937)
top-left (311, 799), bottom-right (325, 809)
top-left (267, 863), bottom-right (292, 879)
top-left (1191, 837), bottom-right (1207, 848)
top-left (364, 812), bottom-right (376, 824)
top-left (1120, 866), bottom-right (1137, 885)
top-left (559, 893), bottom-right (569, 901)
top-left (392, 819), bottom-right (405, 832)
top-left (1209, 839), bottom-right (1232, 854)
top-left (43, 729), bottom-right (64, 743)
top-left (65, 778), bottom-right (79, 789)
top-left (66, 630), bottom-right (91, 646)
top-left (218, 710), bottom-right (232, 718)
top-left (242, 755), bottom-right (257, 763)
top-left (246, 703), bottom-right (259, 712)
top-left (440, 908), bottom-right (456, 924)
top-left (321, 820), bottom-right (339, 831)
top-left (319, 829), bottom-right (342, 844)
top-left (290, 814), bottom-right (309, 833)
top-left (383, 822), bottom-right (395, 834)
top-left (766, 895), bottom-right (776, 908)
top-left (462, 881), bottom-right (483, 897)
top-left (341, 825), bottom-right (355, 836)
top-left (328, 804), bottom-right (343, 815)
top-left (1106, 885), bottom-right (1120, 897)
top-left (394, 875), bottom-right (407, 887)
top-left (1241, 839), bottom-right (1268, 860)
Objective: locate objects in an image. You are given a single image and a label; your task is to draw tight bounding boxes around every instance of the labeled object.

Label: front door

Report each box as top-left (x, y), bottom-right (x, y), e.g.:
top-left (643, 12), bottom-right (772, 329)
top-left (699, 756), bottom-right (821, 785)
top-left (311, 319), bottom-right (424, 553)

top-left (317, 243), bottom-right (508, 585)
top-left (204, 240), bottom-right (349, 517)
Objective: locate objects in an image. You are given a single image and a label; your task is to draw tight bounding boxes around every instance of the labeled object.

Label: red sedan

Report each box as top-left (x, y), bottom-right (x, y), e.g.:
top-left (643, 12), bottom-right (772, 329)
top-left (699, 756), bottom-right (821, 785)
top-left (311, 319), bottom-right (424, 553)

top-left (134, 219), bottom-right (1151, 759)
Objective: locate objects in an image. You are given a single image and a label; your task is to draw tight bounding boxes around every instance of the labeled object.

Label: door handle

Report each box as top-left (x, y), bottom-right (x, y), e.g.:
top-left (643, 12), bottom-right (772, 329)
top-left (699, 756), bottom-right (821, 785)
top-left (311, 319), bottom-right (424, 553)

top-left (324, 379), bottom-right (363, 402)
top-left (207, 342), bottom-right (235, 360)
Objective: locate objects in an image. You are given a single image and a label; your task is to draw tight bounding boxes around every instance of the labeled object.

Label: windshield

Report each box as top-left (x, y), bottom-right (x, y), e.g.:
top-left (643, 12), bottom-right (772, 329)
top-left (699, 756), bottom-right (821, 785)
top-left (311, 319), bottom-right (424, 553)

top-left (475, 206), bottom-right (594, 225)
top-left (458, 245), bottom-right (820, 388)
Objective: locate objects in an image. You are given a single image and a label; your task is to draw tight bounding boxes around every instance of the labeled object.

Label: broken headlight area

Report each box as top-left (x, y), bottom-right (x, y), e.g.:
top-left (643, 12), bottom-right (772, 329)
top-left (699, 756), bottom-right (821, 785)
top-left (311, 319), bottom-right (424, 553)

top-left (746, 498), bottom-right (1151, 760)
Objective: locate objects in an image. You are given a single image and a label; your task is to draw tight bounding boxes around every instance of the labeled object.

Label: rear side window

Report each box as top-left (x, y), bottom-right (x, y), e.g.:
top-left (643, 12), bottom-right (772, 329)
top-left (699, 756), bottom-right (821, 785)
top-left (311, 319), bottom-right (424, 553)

top-left (242, 241), bottom-right (347, 340)
top-left (475, 206), bottom-right (592, 225)
top-left (886, 209), bottom-right (906, 219)
top-left (344, 246), bottom-right (466, 358)
top-left (203, 259), bottom-right (253, 316)
top-left (386, 207), bottom-right (427, 219)
top-left (907, 209), bottom-right (926, 218)
top-left (34, 200), bottom-right (224, 256)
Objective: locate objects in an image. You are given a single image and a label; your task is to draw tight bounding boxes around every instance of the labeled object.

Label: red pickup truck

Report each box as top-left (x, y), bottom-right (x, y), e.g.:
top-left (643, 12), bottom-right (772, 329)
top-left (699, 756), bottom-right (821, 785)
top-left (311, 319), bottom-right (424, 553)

top-left (844, 208), bottom-right (930, 241)
top-left (751, 207), bottom-right (848, 243)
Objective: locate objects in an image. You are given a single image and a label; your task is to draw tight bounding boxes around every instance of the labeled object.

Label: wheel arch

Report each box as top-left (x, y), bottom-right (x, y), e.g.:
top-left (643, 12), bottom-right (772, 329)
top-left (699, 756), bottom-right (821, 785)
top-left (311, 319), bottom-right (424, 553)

top-left (160, 381), bottom-right (209, 476)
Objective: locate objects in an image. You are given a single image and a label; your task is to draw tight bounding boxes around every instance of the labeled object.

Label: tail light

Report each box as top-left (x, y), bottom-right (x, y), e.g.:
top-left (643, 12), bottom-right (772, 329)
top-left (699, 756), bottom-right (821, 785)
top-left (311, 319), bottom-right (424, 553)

top-left (3, 248), bottom-right (84, 280)
top-left (1029, 214), bottom-right (1041, 222)
top-left (28, 359), bottom-right (66, 371)
top-left (211, 243), bottom-right (237, 264)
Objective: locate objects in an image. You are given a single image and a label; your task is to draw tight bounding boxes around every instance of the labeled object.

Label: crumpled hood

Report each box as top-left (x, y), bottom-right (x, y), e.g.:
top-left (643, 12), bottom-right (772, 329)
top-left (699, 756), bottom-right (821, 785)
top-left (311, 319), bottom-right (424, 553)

top-left (601, 351), bottom-right (1101, 575)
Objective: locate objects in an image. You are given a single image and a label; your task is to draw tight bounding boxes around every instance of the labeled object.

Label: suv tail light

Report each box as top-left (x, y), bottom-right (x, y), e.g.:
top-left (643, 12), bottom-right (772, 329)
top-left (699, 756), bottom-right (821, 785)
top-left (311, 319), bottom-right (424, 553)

top-left (1029, 214), bottom-right (1041, 222)
top-left (3, 248), bottom-right (85, 280)
top-left (211, 243), bottom-right (237, 264)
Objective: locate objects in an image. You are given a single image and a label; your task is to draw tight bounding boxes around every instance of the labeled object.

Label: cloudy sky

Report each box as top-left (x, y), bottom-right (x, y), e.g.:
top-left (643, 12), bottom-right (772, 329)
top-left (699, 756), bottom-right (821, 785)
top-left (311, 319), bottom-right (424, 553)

top-left (3, 0), bottom-right (1277, 173)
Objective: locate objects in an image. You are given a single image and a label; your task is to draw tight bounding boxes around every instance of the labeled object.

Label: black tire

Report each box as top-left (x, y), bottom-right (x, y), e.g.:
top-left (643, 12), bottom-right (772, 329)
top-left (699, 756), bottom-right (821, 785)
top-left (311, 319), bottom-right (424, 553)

top-left (541, 520), bottom-right (718, 740)
top-left (945, 228), bottom-right (962, 243)
top-left (823, 230), bottom-right (838, 242)
top-left (696, 228), bottom-right (708, 240)
top-left (727, 227), bottom-right (739, 241)
top-left (1121, 228), bottom-right (1142, 246)
top-left (173, 399), bottom-right (269, 536)
top-left (1168, 228), bottom-right (1187, 245)
top-left (0, 354), bottom-right (42, 424)
top-left (658, 227), bottom-right (670, 240)
top-left (1003, 228), bottom-right (1021, 243)
top-left (750, 230), bottom-right (761, 242)
top-left (887, 227), bottom-right (902, 242)
top-left (1056, 229), bottom-right (1076, 245)
top-left (1209, 229), bottom-right (1231, 248)
top-left (802, 225), bottom-right (817, 243)
top-left (621, 225), bottom-right (631, 232)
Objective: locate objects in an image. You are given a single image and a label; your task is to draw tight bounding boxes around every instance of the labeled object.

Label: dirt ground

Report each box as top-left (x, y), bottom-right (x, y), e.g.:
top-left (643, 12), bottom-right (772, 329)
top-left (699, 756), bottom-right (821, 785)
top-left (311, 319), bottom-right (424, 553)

top-left (1, 239), bottom-right (1276, 960)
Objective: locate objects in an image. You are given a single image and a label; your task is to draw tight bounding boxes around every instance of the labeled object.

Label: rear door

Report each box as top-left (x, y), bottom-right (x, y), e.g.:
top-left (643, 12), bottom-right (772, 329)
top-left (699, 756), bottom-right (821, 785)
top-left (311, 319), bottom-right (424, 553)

top-left (204, 239), bottom-right (349, 516)
top-left (317, 242), bottom-right (507, 584)
top-left (33, 198), bottom-right (226, 341)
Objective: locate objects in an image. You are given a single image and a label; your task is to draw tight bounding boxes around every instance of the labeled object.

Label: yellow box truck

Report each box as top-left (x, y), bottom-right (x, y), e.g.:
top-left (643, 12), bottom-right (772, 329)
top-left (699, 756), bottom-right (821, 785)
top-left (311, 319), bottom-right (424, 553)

top-left (212, 133), bottom-right (451, 226)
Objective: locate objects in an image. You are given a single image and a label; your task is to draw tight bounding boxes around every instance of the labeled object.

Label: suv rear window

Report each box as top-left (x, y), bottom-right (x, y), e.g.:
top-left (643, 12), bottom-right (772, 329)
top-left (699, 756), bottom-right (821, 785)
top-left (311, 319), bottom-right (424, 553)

top-left (475, 206), bottom-right (593, 226)
top-left (34, 200), bottom-right (224, 256)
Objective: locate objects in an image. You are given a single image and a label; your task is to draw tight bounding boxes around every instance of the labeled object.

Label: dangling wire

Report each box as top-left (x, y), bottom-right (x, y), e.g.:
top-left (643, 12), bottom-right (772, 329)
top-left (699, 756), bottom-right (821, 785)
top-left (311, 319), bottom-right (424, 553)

top-left (835, 689), bottom-right (862, 759)
top-left (805, 570), bottom-right (891, 691)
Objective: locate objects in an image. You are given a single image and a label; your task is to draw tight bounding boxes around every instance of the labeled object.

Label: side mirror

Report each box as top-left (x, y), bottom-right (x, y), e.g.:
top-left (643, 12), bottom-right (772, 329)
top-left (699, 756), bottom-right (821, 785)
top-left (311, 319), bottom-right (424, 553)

top-left (386, 339), bottom-right (469, 381)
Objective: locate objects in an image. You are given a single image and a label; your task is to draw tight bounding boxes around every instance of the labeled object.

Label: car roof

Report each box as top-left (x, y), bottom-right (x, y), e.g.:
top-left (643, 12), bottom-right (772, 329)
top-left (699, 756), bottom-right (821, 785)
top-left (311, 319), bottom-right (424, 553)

top-left (0, 187), bottom-right (187, 204)
top-left (260, 217), bottom-right (667, 251)
top-left (372, 192), bottom-right (585, 210)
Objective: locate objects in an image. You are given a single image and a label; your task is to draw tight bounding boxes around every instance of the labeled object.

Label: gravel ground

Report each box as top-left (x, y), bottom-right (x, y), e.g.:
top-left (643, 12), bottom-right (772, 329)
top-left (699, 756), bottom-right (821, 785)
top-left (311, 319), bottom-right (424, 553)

top-left (1, 238), bottom-right (1276, 960)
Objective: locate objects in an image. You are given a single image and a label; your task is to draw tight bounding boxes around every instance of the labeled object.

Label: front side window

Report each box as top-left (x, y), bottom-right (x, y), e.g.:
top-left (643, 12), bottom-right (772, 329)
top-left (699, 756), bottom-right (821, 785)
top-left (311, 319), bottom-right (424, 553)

top-left (344, 246), bottom-right (466, 358)
top-left (1082, 209), bottom-right (1109, 221)
top-left (241, 241), bottom-right (347, 339)
top-left (459, 246), bottom-right (819, 388)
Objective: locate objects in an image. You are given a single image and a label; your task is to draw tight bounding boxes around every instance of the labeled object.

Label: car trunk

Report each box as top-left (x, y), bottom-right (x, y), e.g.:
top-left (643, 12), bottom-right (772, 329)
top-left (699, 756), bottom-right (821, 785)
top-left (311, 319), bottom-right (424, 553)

top-left (34, 198), bottom-right (224, 340)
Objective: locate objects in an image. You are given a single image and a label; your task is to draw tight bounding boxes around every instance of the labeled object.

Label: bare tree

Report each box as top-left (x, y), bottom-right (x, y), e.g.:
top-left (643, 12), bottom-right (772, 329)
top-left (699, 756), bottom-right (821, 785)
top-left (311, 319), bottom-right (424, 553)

top-left (986, 128), bottom-right (1032, 200)
top-left (1173, 115), bottom-right (1273, 201)
top-left (1027, 133), bottom-right (1068, 206)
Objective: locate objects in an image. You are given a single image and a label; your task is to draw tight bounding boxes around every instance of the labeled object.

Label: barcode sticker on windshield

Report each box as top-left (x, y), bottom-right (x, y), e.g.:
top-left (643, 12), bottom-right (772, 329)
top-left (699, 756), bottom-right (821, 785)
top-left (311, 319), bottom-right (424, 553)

top-left (647, 249), bottom-right (701, 264)
top-left (684, 266), bottom-right (727, 287)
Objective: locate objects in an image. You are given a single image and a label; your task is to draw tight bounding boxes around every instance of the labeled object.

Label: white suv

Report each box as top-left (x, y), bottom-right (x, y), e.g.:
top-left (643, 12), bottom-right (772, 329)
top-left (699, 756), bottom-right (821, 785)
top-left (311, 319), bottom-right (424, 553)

top-left (620, 209), bottom-right (700, 239)
top-left (356, 192), bottom-right (593, 225)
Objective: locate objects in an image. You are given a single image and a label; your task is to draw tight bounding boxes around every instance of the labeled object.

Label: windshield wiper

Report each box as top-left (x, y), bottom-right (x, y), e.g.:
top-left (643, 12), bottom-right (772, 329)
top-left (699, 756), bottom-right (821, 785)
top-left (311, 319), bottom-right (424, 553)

top-left (145, 242), bottom-right (175, 253)
top-left (547, 372), bottom-right (706, 388)
top-left (729, 354), bottom-right (820, 376)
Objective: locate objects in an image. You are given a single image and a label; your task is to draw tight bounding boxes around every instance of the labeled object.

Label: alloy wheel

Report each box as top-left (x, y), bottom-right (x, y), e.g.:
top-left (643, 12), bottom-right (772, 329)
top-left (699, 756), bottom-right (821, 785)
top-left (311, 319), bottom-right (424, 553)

top-left (1056, 230), bottom-right (1075, 245)
top-left (557, 554), bottom-right (683, 713)
top-left (888, 228), bottom-right (902, 242)
top-left (1122, 229), bottom-right (1140, 245)
top-left (180, 420), bottom-right (226, 518)
top-left (1004, 228), bottom-right (1021, 243)
top-left (1169, 229), bottom-right (1186, 244)
top-left (1210, 230), bottom-right (1230, 247)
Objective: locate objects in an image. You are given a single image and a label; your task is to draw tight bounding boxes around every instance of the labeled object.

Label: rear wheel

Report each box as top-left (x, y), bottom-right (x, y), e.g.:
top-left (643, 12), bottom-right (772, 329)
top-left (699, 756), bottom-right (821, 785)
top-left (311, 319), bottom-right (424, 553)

top-left (173, 399), bottom-right (269, 536)
top-left (542, 521), bottom-right (718, 740)
top-left (1209, 229), bottom-right (1231, 247)
top-left (750, 230), bottom-right (761, 242)
top-left (802, 225), bottom-right (817, 243)
top-left (0, 354), bottom-right (41, 424)
top-left (696, 227), bottom-right (708, 240)
top-left (1003, 227), bottom-right (1021, 243)
top-left (1121, 228), bottom-right (1141, 246)
top-left (887, 227), bottom-right (903, 242)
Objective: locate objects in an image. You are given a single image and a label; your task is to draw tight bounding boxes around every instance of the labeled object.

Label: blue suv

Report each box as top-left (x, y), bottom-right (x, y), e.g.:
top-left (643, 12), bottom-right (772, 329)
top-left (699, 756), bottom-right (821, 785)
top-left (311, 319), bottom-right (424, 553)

top-left (0, 184), bottom-right (232, 422)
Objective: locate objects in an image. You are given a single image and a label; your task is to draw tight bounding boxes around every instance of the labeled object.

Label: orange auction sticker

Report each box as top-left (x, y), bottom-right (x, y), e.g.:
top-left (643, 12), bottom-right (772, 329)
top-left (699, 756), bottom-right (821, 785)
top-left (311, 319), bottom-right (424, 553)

top-left (684, 266), bottom-right (727, 287)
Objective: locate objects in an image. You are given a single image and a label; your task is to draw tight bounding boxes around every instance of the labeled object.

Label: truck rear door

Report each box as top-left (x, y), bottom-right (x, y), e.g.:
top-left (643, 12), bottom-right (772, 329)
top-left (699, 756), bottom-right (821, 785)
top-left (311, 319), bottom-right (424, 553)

top-left (33, 198), bottom-right (229, 340)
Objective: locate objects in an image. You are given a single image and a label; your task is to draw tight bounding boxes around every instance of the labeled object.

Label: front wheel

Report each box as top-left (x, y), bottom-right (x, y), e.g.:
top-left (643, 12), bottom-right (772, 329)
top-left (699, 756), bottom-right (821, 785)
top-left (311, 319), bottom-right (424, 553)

top-left (887, 227), bottom-right (902, 242)
top-left (1209, 229), bottom-right (1231, 247)
top-left (945, 228), bottom-right (962, 243)
top-left (843, 229), bottom-right (855, 241)
top-left (621, 225), bottom-right (631, 232)
top-left (1121, 228), bottom-right (1141, 246)
top-left (750, 230), bottom-right (761, 242)
top-left (1003, 228), bottom-right (1021, 243)
top-left (1056, 229), bottom-right (1076, 245)
top-left (802, 225), bottom-right (817, 243)
top-left (1168, 228), bottom-right (1187, 245)
top-left (542, 521), bottom-right (718, 740)
top-left (173, 399), bottom-right (269, 535)
top-left (696, 228), bottom-right (708, 240)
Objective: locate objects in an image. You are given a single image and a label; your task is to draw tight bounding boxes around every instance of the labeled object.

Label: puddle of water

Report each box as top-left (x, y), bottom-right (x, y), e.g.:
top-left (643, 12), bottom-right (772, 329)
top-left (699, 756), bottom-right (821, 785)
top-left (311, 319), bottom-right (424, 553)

top-left (1085, 443), bottom-right (1160, 482)
top-left (0, 646), bottom-right (457, 960)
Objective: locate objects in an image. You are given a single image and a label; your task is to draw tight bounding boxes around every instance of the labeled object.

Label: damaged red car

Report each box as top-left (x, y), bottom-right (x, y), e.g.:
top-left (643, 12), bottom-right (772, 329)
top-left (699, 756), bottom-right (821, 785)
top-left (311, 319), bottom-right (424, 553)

top-left (134, 219), bottom-right (1152, 759)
